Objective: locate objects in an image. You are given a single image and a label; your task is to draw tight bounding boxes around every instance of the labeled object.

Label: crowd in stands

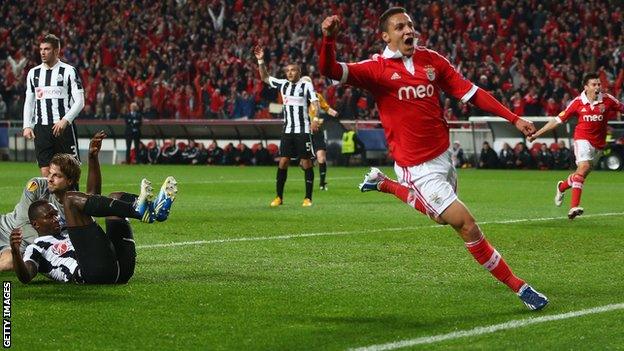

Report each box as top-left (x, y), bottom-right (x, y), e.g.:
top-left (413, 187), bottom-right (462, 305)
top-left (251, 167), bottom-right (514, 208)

top-left (477, 140), bottom-right (574, 170)
top-left (133, 139), bottom-right (278, 165)
top-left (1, 0), bottom-right (623, 123)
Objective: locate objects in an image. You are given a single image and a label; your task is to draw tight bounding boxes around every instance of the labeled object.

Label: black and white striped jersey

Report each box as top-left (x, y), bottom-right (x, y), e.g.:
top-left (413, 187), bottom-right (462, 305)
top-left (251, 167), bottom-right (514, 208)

top-left (23, 230), bottom-right (80, 283)
top-left (23, 60), bottom-right (84, 128)
top-left (268, 77), bottom-right (318, 134)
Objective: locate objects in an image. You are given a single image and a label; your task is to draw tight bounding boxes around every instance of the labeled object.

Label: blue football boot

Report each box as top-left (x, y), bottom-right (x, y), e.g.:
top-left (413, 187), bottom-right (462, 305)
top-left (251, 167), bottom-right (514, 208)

top-left (153, 176), bottom-right (178, 222)
top-left (518, 284), bottom-right (549, 311)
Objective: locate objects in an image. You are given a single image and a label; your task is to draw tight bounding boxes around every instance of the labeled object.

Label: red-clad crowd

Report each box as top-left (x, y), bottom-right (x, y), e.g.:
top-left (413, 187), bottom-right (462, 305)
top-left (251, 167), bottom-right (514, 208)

top-left (0, 0), bottom-right (622, 122)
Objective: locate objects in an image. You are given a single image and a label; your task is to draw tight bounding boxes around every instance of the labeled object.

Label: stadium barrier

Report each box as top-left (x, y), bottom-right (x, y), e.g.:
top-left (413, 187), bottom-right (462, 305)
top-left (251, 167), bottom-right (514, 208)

top-left (3, 119), bottom-right (623, 166)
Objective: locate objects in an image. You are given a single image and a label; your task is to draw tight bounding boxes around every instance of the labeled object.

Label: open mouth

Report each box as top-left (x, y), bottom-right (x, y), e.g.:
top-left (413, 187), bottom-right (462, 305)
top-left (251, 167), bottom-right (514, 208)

top-left (404, 37), bottom-right (414, 46)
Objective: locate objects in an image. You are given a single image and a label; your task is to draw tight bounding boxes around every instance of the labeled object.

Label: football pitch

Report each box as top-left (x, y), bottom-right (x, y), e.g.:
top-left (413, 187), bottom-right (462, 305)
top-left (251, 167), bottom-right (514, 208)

top-left (1, 162), bottom-right (623, 350)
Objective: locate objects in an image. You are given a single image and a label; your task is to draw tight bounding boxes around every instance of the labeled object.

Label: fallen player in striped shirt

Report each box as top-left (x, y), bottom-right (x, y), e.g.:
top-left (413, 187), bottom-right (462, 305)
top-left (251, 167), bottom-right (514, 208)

top-left (10, 176), bottom-right (177, 284)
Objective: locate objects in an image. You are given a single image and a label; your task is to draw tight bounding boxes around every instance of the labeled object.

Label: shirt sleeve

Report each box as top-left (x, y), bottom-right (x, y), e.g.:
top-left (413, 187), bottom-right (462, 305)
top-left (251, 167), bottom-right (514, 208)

top-left (23, 243), bottom-right (42, 269)
top-left (344, 57), bottom-right (383, 91)
top-left (23, 69), bottom-right (35, 129)
top-left (555, 100), bottom-right (577, 123)
top-left (305, 82), bottom-right (318, 103)
top-left (432, 51), bottom-right (477, 102)
top-left (63, 66), bottom-right (85, 123)
top-left (268, 76), bottom-right (288, 89)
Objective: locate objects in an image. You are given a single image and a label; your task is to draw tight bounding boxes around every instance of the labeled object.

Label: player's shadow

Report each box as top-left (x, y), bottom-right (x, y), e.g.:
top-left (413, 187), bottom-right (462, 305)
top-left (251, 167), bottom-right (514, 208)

top-left (10, 281), bottom-right (124, 302)
top-left (135, 271), bottom-right (273, 283)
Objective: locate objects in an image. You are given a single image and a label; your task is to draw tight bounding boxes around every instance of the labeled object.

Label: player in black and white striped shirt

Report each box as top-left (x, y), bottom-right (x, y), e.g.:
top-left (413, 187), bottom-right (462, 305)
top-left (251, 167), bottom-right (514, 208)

top-left (10, 176), bottom-right (178, 284)
top-left (254, 46), bottom-right (320, 207)
top-left (23, 34), bottom-right (84, 176)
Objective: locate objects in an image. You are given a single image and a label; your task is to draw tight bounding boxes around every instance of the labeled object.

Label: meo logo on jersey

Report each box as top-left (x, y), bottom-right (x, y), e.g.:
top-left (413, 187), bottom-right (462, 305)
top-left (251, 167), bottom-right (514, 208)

top-left (583, 114), bottom-right (603, 122)
top-left (52, 242), bottom-right (69, 256)
top-left (398, 84), bottom-right (435, 100)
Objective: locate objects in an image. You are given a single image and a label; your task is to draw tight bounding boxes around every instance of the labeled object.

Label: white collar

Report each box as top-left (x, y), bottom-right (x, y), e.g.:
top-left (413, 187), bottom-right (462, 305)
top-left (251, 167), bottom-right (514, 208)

top-left (581, 91), bottom-right (603, 105)
top-left (382, 46), bottom-right (405, 59)
top-left (43, 59), bottom-right (61, 70)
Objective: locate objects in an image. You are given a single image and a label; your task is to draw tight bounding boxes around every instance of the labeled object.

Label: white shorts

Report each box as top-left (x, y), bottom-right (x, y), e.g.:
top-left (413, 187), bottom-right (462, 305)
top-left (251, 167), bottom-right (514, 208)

top-left (394, 150), bottom-right (458, 218)
top-left (573, 139), bottom-right (602, 165)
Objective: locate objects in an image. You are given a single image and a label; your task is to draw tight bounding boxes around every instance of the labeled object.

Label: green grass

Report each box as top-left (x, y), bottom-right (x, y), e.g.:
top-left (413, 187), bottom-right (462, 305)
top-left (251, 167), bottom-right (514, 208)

top-left (0, 162), bottom-right (623, 350)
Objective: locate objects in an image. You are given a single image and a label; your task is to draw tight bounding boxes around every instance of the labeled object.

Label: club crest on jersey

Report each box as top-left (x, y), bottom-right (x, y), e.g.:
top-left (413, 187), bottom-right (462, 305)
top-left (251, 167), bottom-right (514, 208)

top-left (599, 104), bottom-right (605, 113)
top-left (424, 65), bottom-right (436, 81)
top-left (57, 74), bottom-right (64, 83)
top-left (52, 242), bottom-right (69, 256)
top-left (26, 180), bottom-right (38, 192)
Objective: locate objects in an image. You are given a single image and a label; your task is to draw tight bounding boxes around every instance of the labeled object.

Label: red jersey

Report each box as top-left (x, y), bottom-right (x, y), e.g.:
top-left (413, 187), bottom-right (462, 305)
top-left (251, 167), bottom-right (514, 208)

top-left (339, 46), bottom-right (475, 166)
top-left (556, 92), bottom-right (624, 149)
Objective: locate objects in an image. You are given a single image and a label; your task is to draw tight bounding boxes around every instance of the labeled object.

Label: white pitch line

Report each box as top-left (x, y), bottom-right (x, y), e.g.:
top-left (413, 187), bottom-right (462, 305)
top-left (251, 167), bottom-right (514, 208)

top-left (349, 303), bottom-right (624, 351)
top-left (136, 211), bottom-right (624, 250)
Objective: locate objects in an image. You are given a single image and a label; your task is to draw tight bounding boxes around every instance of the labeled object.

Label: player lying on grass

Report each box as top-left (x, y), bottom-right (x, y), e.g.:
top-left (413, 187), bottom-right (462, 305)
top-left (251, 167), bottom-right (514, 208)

top-left (10, 176), bottom-right (177, 284)
top-left (320, 8), bottom-right (548, 310)
top-left (0, 131), bottom-right (106, 271)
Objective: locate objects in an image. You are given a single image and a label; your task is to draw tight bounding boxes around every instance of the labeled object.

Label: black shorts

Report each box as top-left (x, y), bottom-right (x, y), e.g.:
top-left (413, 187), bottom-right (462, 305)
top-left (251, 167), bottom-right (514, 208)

top-left (311, 131), bottom-right (326, 151)
top-left (34, 123), bottom-right (80, 167)
top-left (68, 220), bottom-right (136, 284)
top-left (279, 133), bottom-right (313, 159)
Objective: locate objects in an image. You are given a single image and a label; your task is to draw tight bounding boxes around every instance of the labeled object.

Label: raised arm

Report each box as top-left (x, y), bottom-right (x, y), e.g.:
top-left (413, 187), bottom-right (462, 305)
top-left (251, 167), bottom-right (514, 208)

top-left (10, 229), bottom-right (37, 284)
top-left (253, 46), bottom-right (270, 84)
top-left (319, 15), bottom-right (345, 81)
top-left (86, 131), bottom-right (107, 195)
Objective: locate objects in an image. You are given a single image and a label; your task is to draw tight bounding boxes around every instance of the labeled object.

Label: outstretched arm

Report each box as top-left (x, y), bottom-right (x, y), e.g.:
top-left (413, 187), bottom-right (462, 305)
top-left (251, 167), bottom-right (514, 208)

top-left (527, 118), bottom-right (561, 142)
top-left (10, 229), bottom-right (37, 284)
top-left (253, 46), bottom-right (270, 84)
top-left (470, 88), bottom-right (536, 137)
top-left (86, 131), bottom-right (107, 195)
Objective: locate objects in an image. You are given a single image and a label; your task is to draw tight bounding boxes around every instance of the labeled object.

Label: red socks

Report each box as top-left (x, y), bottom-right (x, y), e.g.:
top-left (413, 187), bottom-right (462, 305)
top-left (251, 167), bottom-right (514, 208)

top-left (379, 179), bottom-right (428, 215)
top-left (559, 174), bottom-right (573, 192)
top-left (570, 173), bottom-right (585, 207)
top-left (465, 235), bottom-right (525, 292)
top-left (559, 173), bottom-right (585, 208)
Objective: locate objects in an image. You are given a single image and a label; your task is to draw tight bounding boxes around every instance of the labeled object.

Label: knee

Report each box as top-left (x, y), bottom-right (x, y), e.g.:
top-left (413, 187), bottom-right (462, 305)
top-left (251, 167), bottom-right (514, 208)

top-left (458, 217), bottom-right (481, 241)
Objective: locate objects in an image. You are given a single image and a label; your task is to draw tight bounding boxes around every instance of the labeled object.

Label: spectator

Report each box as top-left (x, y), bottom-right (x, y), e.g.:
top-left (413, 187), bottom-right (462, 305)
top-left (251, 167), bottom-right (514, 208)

top-left (451, 141), bottom-right (466, 168)
top-left (479, 141), bottom-right (499, 169)
top-left (254, 143), bottom-right (273, 165)
top-left (207, 140), bottom-right (224, 165)
top-left (499, 142), bottom-right (516, 169)
top-left (554, 140), bottom-right (573, 170)
top-left (536, 143), bottom-right (554, 170)
top-left (235, 143), bottom-right (253, 165)
top-left (222, 142), bottom-right (238, 165)
top-left (515, 142), bottom-right (534, 169)
top-left (0, 97), bottom-right (6, 120)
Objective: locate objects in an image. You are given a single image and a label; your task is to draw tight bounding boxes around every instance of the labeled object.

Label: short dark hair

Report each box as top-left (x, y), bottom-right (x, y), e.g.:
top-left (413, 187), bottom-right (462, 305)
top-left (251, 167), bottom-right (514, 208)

top-left (28, 199), bottom-right (50, 222)
top-left (582, 72), bottom-right (599, 86)
top-left (41, 34), bottom-right (61, 49)
top-left (50, 153), bottom-right (81, 187)
top-left (379, 7), bottom-right (407, 32)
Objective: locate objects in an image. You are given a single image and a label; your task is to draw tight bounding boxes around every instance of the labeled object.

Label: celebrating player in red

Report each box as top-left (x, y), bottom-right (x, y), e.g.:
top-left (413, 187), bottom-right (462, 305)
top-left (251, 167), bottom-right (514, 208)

top-left (529, 73), bottom-right (624, 219)
top-left (319, 8), bottom-right (548, 310)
